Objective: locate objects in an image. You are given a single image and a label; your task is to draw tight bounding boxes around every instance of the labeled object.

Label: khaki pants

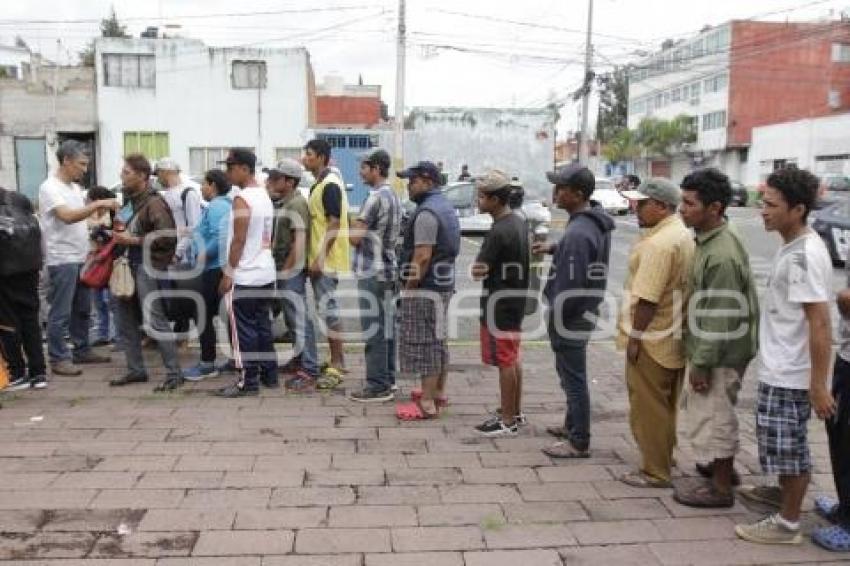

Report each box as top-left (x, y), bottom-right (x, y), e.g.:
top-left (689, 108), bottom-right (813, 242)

top-left (682, 367), bottom-right (742, 463)
top-left (626, 351), bottom-right (684, 482)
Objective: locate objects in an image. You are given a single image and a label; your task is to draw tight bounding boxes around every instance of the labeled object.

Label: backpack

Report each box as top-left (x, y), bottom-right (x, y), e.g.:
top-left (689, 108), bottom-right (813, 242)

top-left (0, 189), bottom-right (43, 276)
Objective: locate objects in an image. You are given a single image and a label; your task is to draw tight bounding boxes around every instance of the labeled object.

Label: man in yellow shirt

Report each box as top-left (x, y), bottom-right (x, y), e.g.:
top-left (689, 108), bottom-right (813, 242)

top-left (619, 178), bottom-right (695, 488)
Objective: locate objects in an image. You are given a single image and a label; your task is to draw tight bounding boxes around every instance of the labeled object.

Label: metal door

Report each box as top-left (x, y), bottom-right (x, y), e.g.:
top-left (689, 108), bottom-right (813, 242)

top-left (316, 133), bottom-right (374, 209)
top-left (14, 138), bottom-right (47, 203)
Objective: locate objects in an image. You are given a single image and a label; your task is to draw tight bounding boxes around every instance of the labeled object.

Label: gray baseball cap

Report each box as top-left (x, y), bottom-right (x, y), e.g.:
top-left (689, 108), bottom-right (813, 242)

top-left (475, 169), bottom-right (512, 193)
top-left (622, 177), bottom-right (681, 206)
top-left (154, 157), bottom-right (180, 172)
top-left (263, 158), bottom-right (303, 179)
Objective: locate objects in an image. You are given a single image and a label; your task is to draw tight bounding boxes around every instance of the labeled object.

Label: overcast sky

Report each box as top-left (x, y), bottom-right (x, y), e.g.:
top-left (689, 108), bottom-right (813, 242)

top-left (3, 0), bottom-right (849, 135)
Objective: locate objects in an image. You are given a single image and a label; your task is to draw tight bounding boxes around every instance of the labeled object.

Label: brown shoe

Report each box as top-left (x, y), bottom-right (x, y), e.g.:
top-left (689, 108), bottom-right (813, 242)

top-left (673, 480), bottom-right (734, 508)
top-left (51, 360), bottom-right (82, 376)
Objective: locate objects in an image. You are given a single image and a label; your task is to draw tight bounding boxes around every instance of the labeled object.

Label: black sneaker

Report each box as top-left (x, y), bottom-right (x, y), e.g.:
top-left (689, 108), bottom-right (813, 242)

top-left (495, 408), bottom-right (528, 427)
top-left (215, 385), bottom-right (259, 398)
top-left (109, 373), bottom-right (149, 387)
top-left (6, 377), bottom-right (31, 391)
top-left (475, 418), bottom-right (518, 437)
top-left (30, 375), bottom-right (48, 390)
top-left (153, 377), bottom-right (185, 392)
top-left (348, 387), bottom-right (394, 403)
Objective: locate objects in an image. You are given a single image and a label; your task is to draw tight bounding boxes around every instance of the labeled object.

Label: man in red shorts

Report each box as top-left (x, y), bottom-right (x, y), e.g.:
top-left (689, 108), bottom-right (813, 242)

top-left (472, 169), bottom-right (530, 437)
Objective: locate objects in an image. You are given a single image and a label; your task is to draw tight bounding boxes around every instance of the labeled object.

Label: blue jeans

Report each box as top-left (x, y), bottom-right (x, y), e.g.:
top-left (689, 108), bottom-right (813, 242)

top-left (94, 288), bottom-right (112, 341)
top-left (358, 276), bottom-right (397, 391)
top-left (311, 274), bottom-right (340, 329)
top-left (548, 313), bottom-right (594, 451)
top-left (279, 272), bottom-right (319, 376)
top-left (47, 263), bottom-right (91, 363)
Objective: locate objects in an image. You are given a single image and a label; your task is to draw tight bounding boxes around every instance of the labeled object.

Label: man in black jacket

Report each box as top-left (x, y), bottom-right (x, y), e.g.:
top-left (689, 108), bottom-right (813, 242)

top-left (533, 164), bottom-right (615, 458)
top-left (0, 187), bottom-right (47, 390)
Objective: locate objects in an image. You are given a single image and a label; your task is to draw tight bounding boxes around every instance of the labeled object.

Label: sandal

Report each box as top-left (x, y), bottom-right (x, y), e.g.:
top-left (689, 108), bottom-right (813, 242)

top-left (317, 367), bottom-right (343, 390)
top-left (673, 481), bottom-right (734, 508)
top-left (812, 524), bottom-right (850, 552)
top-left (619, 470), bottom-right (672, 489)
top-left (542, 441), bottom-right (589, 459)
top-left (410, 388), bottom-right (448, 407)
top-left (815, 496), bottom-right (842, 523)
top-left (395, 400), bottom-right (438, 421)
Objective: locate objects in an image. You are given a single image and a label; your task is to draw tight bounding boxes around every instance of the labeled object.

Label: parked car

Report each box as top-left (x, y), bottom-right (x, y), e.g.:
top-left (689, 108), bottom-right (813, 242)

top-left (730, 181), bottom-right (748, 207)
top-left (811, 198), bottom-right (850, 266)
top-left (593, 178), bottom-right (630, 215)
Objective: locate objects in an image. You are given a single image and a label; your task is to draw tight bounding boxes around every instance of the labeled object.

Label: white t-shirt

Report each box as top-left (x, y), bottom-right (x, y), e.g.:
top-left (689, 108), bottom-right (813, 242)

top-left (38, 175), bottom-right (89, 266)
top-left (160, 184), bottom-right (202, 261)
top-left (227, 185), bottom-right (276, 286)
top-left (757, 230), bottom-right (833, 390)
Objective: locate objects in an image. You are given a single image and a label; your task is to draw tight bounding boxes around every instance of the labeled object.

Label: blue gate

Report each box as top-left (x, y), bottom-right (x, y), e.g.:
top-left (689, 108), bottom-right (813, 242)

top-left (316, 133), bottom-right (376, 209)
top-left (14, 137), bottom-right (47, 203)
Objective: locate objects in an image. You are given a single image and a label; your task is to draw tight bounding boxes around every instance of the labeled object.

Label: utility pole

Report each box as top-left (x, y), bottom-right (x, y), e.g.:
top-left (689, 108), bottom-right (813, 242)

top-left (393, 0), bottom-right (406, 185)
top-left (578, 0), bottom-right (593, 165)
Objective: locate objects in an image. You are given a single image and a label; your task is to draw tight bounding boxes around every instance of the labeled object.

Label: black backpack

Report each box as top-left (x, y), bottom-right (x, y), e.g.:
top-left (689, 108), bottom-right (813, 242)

top-left (0, 189), bottom-right (43, 275)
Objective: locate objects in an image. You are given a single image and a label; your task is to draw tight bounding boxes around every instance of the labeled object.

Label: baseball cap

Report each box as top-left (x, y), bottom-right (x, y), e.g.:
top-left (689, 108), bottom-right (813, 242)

top-left (154, 157), bottom-right (180, 172)
top-left (397, 160), bottom-right (442, 184)
top-left (262, 158), bottom-right (303, 179)
top-left (475, 169), bottom-right (512, 193)
top-left (622, 177), bottom-right (682, 206)
top-left (218, 148), bottom-right (256, 169)
top-left (546, 163), bottom-right (590, 186)
top-left (362, 148), bottom-right (391, 170)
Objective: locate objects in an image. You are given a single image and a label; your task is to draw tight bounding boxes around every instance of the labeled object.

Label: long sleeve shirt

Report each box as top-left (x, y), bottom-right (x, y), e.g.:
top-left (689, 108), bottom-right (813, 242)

top-left (193, 194), bottom-right (232, 271)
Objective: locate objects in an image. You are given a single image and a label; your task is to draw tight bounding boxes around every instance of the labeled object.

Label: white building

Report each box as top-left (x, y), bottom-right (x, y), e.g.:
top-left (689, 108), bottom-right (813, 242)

top-left (0, 45), bottom-right (30, 79)
top-left (749, 113), bottom-right (850, 182)
top-left (627, 24), bottom-right (737, 181)
top-left (95, 37), bottom-right (314, 186)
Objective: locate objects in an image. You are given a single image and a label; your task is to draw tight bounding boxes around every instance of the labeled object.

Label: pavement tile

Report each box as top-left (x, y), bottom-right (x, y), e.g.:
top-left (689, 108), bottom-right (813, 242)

top-left (134, 443), bottom-right (211, 456)
top-left (192, 530), bottom-right (293, 556)
top-left (331, 454), bottom-right (407, 470)
top-left (180, 489), bottom-right (271, 509)
top-left (386, 468), bottom-right (463, 485)
top-left (175, 456), bottom-right (255, 472)
top-left (536, 465), bottom-right (613, 482)
top-left (329, 505), bottom-right (417, 527)
top-left (405, 453), bottom-right (481, 468)
top-left (52, 471), bottom-right (140, 489)
top-left (357, 439), bottom-right (429, 454)
top-left (95, 456), bottom-right (179, 472)
top-left (482, 524), bottom-right (576, 549)
top-left (517, 482), bottom-right (600, 502)
top-left (357, 486), bottom-right (439, 505)
top-left (0, 532), bottom-right (96, 559)
top-left (0, 489), bottom-right (98, 509)
top-left (365, 551), bottom-right (464, 566)
top-left (296, 528), bottom-right (391, 554)
top-left (0, 510), bottom-right (42, 532)
top-left (478, 451), bottom-right (551, 467)
top-left (392, 526), bottom-right (485, 551)
top-left (439, 485), bottom-right (521, 504)
top-left (559, 543), bottom-right (662, 565)
top-left (306, 469), bottom-right (386, 486)
top-left (426, 440), bottom-right (497, 453)
top-left (463, 549), bottom-right (563, 566)
top-left (0, 472), bottom-right (59, 489)
top-left (502, 501), bottom-right (588, 523)
top-left (41, 508), bottom-right (147, 532)
top-left (461, 467), bottom-right (538, 484)
top-left (263, 556), bottom-right (362, 566)
top-left (270, 487), bottom-right (355, 507)
top-left (570, 519), bottom-right (664, 545)
top-left (254, 455), bottom-right (331, 471)
top-left (137, 510), bottom-right (235, 531)
top-left (234, 508), bottom-right (327, 529)
top-left (221, 471), bottom-right (304, 488)
top-left (136, 472), bottom-right (224, 489)
top-left (648, 539), bottom-right (838, 565)
top-left (417, 504), bottom-right (504, 527)
top-left (651, 517), bottom-right (737, 540)
top-left (159, 559), bottom-right (260, 566)
top-left (582, 497), bottom-right (671, 520)
top-left (90, 531), bottom-right (197, 558)
top-left (90, 490), bottom-right (185, 509)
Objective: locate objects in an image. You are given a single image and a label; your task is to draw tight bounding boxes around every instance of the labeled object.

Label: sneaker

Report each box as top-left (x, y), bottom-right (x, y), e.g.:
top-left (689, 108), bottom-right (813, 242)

top-left (109, 373), bottom-right (149, 387)
top-left (73, 351), bottom-right (111, 364)
top-left (183, 364), bottom-right (219, 382)
top-left (215, 384), bottom-right (259, 398)
top-left (735, 514), bottom-right (802, 545)
top-left (153, 377), bottom-right (185, 392)
top-left (285, 370), bottom-right (316, 392)
top-left (348, 387), bottom-right (394, 403)
top-left (494, 408), bottom-right (528, 427)
top-left (51, 360), bottom-right (82, 376)
top-left (738, 484), bottom-right (783, 508)
top-left (475, 418), bottom-right (519, 438)
top-left (30, 375), bottom-right (48, 390)
top-left (6, 377), bottom-right (32, 391)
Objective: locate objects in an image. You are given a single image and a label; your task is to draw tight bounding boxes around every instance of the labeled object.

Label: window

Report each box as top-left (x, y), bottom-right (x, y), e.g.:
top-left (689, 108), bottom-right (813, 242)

top-left (103, 54), bottom-right (155, 88)
top-left (690, 82), bottom-right (701, 97)
top-left (703, 73), bottom-right (728, 93)
top-left (232, 60), bottom-right (267, 89)
top-left (706, 32), bottom-right (720, 54)
top-left (123, 132), bottom-right (169, 161)
top-left (701, 110), bottom-right (726, 131)
top-left (189, 147), bottom-right (229, 176)
top-left (832, 43), bottom-right (850, 63)
top-left (275, 147), bottom-right (302, 163)
top-left (671, 87), bottom-right (681, 102)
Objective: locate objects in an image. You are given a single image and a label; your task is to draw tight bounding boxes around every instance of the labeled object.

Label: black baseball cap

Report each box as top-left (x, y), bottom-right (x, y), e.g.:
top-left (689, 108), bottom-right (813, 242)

top-left (397, 160), bottom-right (442, 184)
top-left (218, 148), bottom-right (256, 169)
top-left (362, 149), bottom-right (391, 170)
top-left (546, 163), bottom-right (590, 186)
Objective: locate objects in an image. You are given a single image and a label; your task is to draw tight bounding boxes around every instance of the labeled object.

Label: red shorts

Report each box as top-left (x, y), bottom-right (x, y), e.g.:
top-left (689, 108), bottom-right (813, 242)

top-left (480, 324), bottom-right (521, 368)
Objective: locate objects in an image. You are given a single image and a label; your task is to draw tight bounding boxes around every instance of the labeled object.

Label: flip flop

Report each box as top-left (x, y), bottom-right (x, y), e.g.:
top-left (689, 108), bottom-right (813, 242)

top-left (410, 388), bottom-right (448, 407)
top-left (815, 496), bottom-right (842, 523)
top-left (619, 470), bottom-right (672, 489)
top-left (812, 524), bottom-right (850, 552)
top-left (395, 400), bottom-right (438, 421)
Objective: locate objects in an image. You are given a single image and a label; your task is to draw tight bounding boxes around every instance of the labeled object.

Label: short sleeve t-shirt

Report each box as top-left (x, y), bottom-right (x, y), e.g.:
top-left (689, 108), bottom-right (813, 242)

top-left (413, 210), bottom-right (439, 246)
top-left (353, 184), bottom-right (402, 279)
top-left (757, 230), bottom-right (833, 390)
top-left (476, 213), bottom-right (530, 330)
top-left (38, 176), bottom-right (89, 266)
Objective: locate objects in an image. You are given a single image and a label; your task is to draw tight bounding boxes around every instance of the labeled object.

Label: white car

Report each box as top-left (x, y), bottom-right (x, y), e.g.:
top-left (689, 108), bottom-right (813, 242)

top-left (593, 179), bottom-right (629, 215)
top-left (440, 182), bottom-right (552, 235)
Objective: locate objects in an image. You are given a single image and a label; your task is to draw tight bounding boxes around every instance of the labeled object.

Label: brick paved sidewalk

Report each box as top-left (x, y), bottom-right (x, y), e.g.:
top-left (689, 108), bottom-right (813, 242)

top-left (0, 341), bottom-right (841, 565)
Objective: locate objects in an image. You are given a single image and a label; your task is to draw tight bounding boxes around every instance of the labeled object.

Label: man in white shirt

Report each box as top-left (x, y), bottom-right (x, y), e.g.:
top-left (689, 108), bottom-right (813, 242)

top-left (39, 140), bottom-right (117, 376)
top-left (735, 167), bottom-right (837, 545)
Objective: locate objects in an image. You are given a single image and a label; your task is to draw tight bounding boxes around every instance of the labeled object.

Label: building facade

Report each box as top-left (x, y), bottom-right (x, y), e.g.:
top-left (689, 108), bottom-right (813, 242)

top-left (95, 37), bottom-right (313, 185)
top-left (315, 75), bottom-right (383, 128)
top-left (628, 20), bottom-right (850, 184)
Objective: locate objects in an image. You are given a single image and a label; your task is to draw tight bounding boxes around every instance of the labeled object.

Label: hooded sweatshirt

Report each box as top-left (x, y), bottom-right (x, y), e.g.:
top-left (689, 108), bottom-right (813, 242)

top-left (543, 201), bottom-right (615, 334)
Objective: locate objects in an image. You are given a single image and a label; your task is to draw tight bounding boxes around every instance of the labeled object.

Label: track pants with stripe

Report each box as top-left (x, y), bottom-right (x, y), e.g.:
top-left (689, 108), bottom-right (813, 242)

top-left (228, 283), bottom-right (277, 390)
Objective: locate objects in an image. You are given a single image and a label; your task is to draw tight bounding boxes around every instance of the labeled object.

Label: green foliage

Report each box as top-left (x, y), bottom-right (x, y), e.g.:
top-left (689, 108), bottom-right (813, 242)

top-left (78, 6), bottom-right (130, 66)
top-left (595, 66), bottom-right (629, 144)
top-left (605, 114), bottom-right (697, 163)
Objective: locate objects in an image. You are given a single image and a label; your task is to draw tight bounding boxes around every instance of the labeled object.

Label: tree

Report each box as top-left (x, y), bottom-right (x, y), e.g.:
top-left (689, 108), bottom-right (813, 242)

top-left (635, 114), bottom-right (696, 157)
top-left (78, 6), bottom-right (129, 66)
top-left (595, 66), bottom-right (629, 144)
top-left (14, 36), bottom-right (29, 50)
top-left (602, 128), bottom-right (641, 163)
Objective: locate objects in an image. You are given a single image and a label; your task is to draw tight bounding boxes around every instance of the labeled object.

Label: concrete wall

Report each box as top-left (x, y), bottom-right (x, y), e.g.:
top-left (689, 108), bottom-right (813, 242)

top-left (0, 65), bottom-right (96, 191)
top-left (95, 38), bottom-right (311, 185)
top-left (405, 107), bottom-right (556, 200)
top-left (748, 113), bottom-right (850, 183)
